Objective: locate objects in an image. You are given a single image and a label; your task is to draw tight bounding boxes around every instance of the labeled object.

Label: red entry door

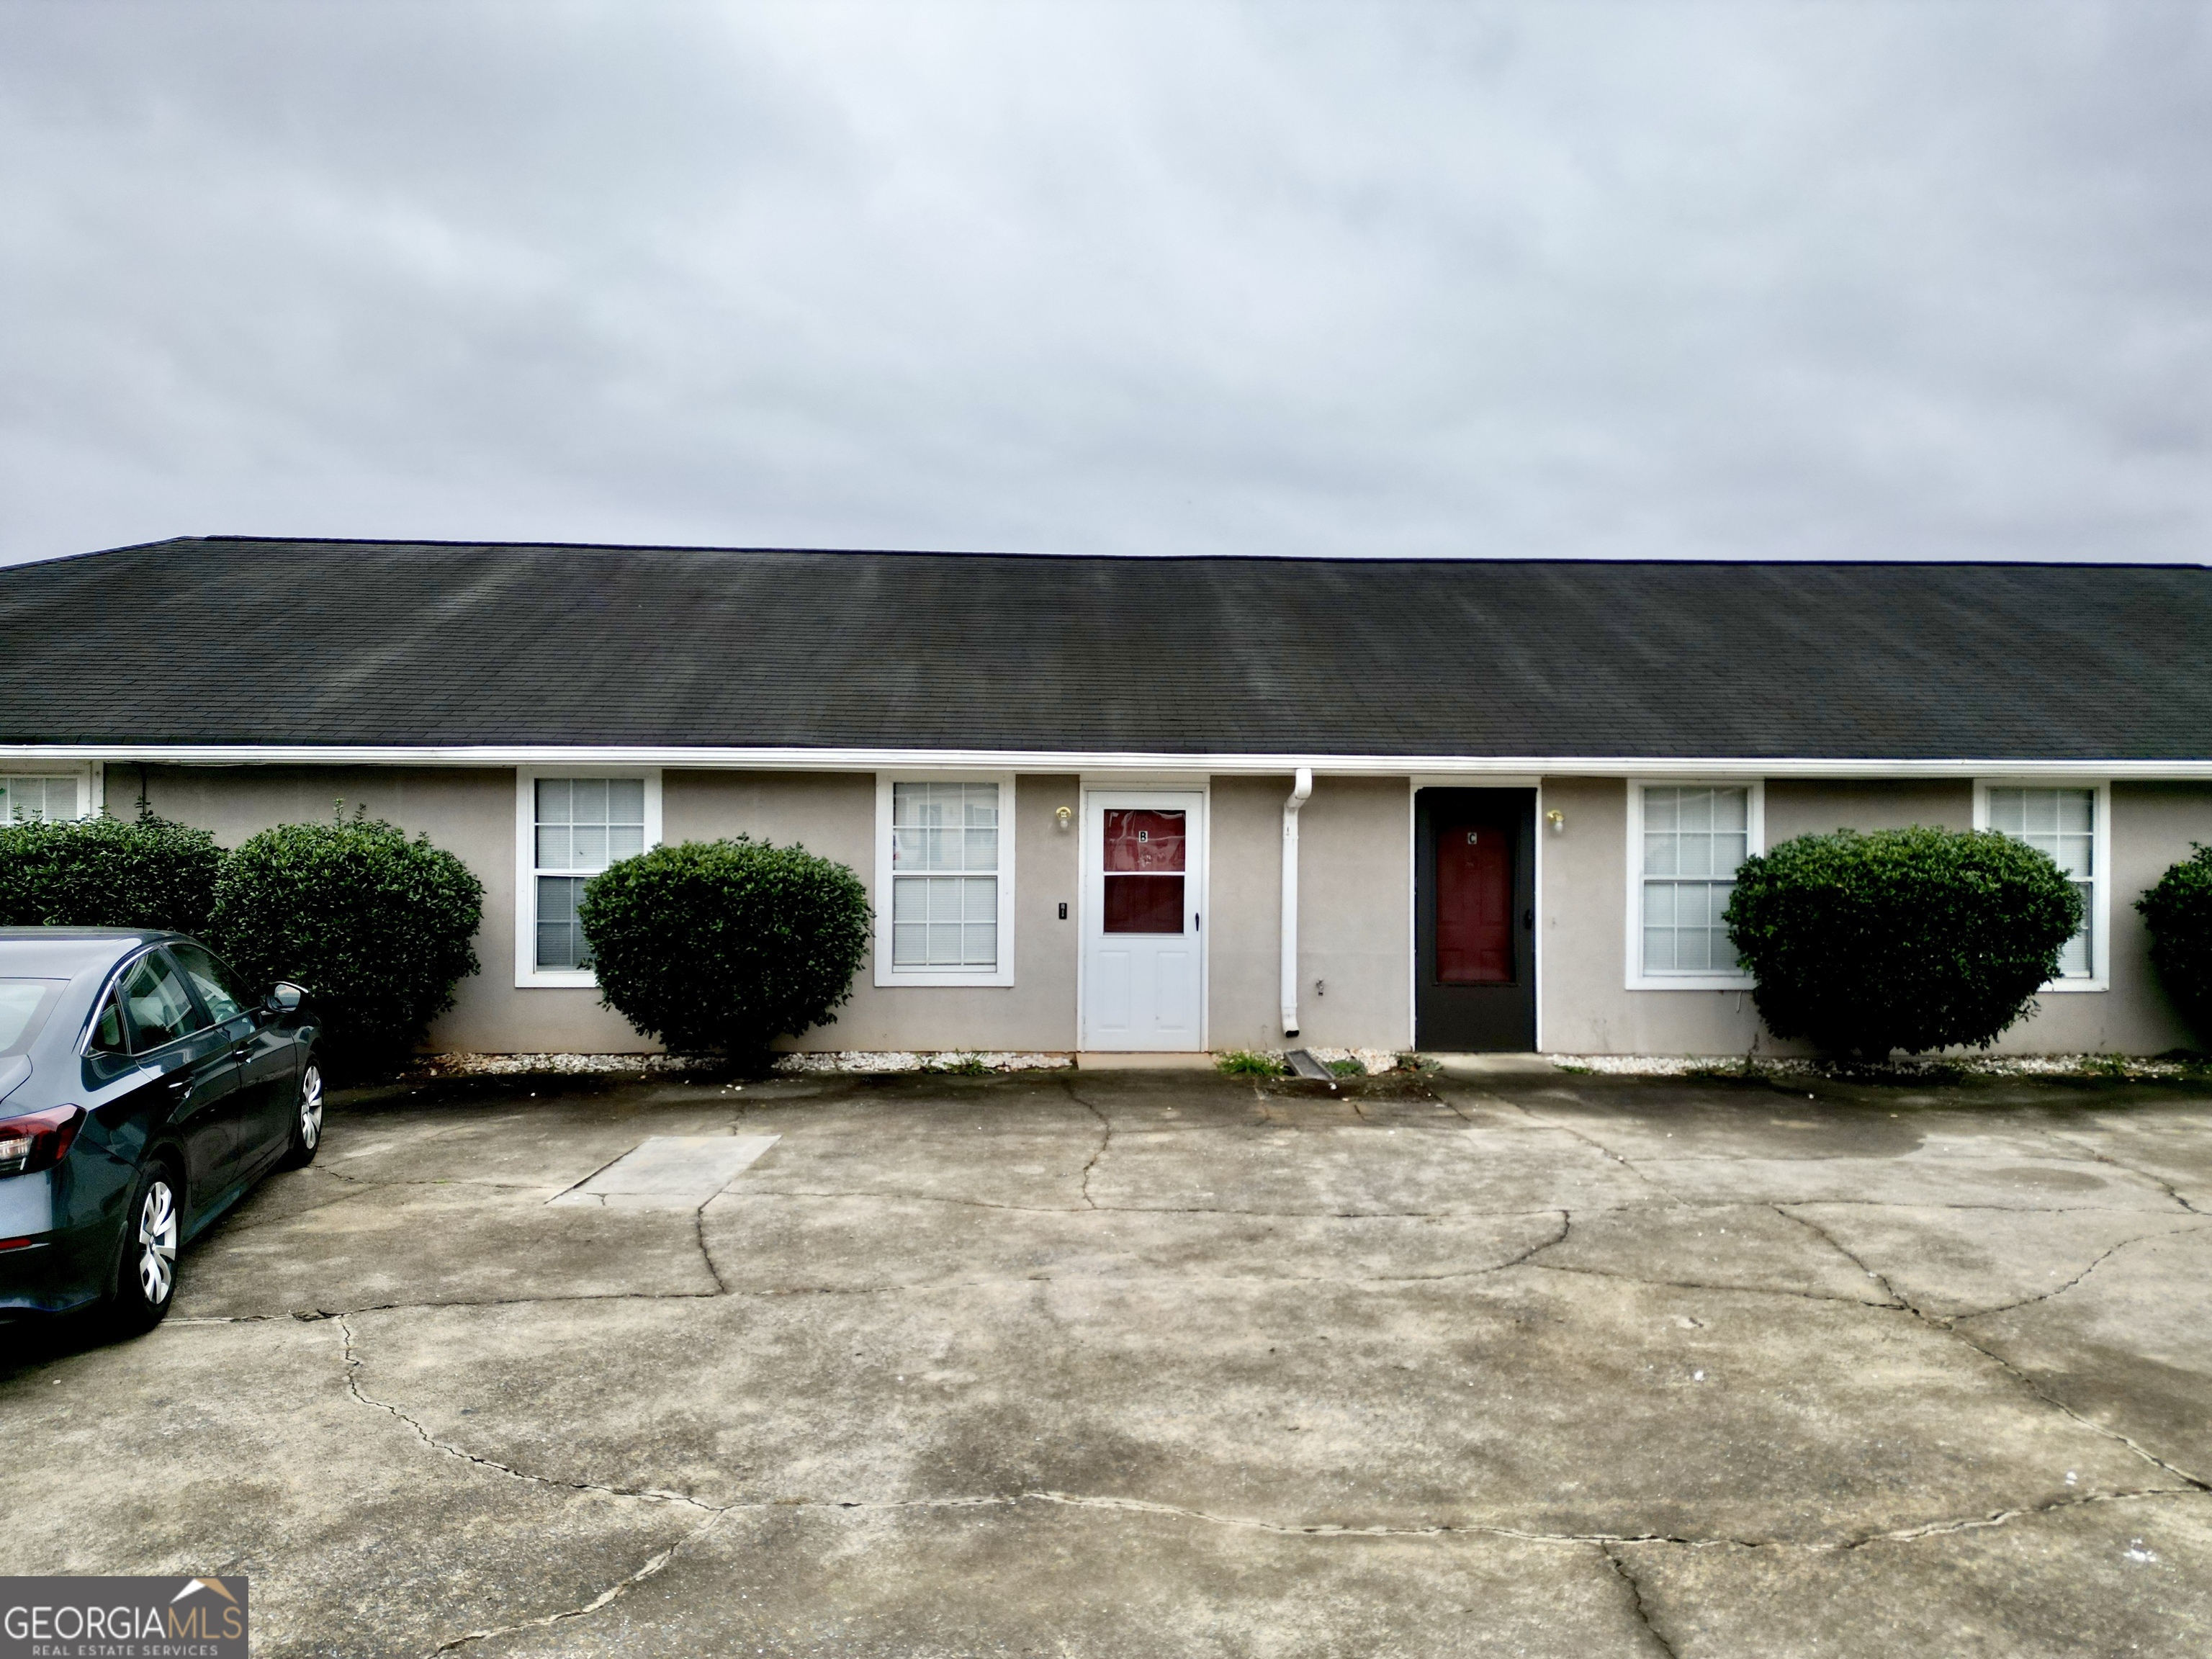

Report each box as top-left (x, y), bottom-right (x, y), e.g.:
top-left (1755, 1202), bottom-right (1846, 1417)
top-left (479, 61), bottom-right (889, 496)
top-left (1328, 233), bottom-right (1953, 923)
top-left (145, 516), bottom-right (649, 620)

top-left (1435, 822), bottom-right (1514, 983)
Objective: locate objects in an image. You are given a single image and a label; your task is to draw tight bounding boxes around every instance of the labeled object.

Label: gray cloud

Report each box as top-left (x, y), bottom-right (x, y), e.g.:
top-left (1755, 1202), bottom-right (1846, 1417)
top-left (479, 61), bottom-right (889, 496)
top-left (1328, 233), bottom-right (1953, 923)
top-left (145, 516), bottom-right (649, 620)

top-left (4, 0), bottom-right (2208, 565)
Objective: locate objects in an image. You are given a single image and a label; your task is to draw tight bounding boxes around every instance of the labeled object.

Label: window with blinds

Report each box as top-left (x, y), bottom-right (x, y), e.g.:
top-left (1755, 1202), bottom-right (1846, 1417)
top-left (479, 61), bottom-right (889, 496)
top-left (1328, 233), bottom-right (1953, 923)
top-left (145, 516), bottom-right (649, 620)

top-left (1987, 787), bottom-right (2096, 979)
top-left (889, 782), bottom-right (1000, 970)
top-left (1640, 785), bottom-right (1751, 976)
top-left (533, 778), bottom-right (647, 971)
top-left (1, 777), bottom-right (80, 824)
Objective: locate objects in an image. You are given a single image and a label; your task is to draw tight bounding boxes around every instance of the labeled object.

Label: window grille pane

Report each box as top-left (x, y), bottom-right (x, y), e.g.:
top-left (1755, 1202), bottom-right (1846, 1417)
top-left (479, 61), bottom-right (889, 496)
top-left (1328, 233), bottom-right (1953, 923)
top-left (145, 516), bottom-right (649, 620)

top-left (3, 777), bottom-right (76, 824)
top-left (536, 876), bottom-right (591, 970)
top-left (2059, 886), bottom-right (2094, 978)
top-left (892, 783), bottom-right (1000, 873)
top-left (536, 778), bottom-right (646, 874)
top-left (1988, 788), bottom-right (2095, 976)
top-left (890, 874), bottom-right (997, 968)
top-left (1642, 879), bottom-right (1737, 976)
top-left (1640, 787), bottom-right (1750, 975)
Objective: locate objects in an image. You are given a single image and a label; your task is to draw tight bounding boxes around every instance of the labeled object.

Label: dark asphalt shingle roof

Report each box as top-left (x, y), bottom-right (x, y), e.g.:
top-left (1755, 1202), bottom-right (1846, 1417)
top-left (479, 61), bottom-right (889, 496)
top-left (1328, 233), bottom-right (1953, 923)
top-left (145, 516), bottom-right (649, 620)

top-left (2, 537), bottom-right (2208, 760)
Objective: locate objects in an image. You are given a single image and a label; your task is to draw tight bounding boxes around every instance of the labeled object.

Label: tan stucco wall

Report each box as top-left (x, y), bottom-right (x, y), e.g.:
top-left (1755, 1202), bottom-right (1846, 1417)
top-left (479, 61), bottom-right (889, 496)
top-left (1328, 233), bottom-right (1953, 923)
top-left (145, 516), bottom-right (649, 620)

top-left (1990, 782), bottom-right (2208, 1055)
top-left (1537, 775), bottom-right (2212, 1056)
top-left (137, 764), bottom-right (1085, 1056)
top-left (136, 763), bottom-right (646, 1053)
top-left (124, 763), bottom-right (2212, 1059)
top-left (1765, 780), bottom-right (1972, 839)
top-left (1537, 777), bottom-right (1763, 1056)
top-left (1206, 775), bottom-right (1410, 1054)
top-left (665, 770), bottom-right (1082, 1052)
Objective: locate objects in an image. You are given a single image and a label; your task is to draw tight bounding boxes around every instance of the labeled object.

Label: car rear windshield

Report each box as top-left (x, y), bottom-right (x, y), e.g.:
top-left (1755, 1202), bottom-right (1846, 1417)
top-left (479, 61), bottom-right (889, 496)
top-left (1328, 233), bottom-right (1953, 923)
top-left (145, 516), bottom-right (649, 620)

top-left (0, 980), bottom-right (64, 1058)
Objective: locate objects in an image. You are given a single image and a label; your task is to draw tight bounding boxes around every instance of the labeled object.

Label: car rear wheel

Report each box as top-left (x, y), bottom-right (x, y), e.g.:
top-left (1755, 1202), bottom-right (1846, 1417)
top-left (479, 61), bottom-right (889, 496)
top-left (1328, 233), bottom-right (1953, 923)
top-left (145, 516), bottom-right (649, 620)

top-left (281, 1058), bottom-right (323, 1169)
top-left (108, 1162), bottom-right (180, 1334)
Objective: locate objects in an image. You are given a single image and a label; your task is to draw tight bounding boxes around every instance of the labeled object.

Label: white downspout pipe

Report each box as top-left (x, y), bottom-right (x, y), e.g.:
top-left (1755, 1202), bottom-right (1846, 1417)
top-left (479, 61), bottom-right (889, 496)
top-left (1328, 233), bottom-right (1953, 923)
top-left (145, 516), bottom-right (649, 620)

top-left (1280, 765), bottom-right (1313, 1038)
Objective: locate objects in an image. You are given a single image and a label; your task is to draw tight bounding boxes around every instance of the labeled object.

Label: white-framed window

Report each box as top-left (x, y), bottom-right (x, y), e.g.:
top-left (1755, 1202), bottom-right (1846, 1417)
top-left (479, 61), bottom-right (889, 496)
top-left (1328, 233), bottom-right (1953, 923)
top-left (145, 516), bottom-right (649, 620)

top-left (1976, 781), bottom-right (2109, 992)
top-left (873, 773), bottom-right (1016, 987)
top-left (1, 772), bottom-right (90, 824)
top-left (1625, 780), bottom-right (1763, 990)
top-left (514, 770), bottom-right (662, 987)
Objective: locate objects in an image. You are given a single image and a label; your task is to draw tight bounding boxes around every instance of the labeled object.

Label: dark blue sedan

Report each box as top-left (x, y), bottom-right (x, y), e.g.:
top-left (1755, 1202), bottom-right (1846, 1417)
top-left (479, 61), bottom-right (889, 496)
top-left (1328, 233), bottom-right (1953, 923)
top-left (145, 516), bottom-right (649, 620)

top-left (0, 928), bottom-right (320, 1331)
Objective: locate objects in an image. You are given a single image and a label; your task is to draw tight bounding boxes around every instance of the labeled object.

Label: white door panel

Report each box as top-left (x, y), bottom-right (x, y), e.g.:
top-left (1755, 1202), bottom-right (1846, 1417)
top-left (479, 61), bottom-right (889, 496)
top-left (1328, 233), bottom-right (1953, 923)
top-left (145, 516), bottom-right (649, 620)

top-left (1082, 791), bottom-right (1205, 1051)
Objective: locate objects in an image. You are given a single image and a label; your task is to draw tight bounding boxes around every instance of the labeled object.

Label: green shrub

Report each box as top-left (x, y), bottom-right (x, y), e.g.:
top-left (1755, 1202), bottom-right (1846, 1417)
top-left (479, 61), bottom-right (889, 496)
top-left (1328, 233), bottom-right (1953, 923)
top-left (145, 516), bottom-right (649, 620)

top-left (1725, 827), bottom-right (2081, 1060)
top-left (578, 837), bottom-right (871, 1058)
top-left (212, 812), bottom-right (484, 1073)
top-left (0, 808), bottom-right (222, 933)
top-left (2138, 845), bottom-right (2212, 1042)
top-left (1215, 1049), bottom-right (1285, 1077)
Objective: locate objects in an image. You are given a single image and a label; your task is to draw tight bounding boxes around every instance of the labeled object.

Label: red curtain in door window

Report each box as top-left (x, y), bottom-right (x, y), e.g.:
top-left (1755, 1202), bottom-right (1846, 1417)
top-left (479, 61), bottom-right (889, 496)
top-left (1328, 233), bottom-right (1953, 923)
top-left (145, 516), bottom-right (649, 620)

top-left (1103, 809), bottom-right (1185, 934)
top-left (1436, 822), bottom-right (1513, 983)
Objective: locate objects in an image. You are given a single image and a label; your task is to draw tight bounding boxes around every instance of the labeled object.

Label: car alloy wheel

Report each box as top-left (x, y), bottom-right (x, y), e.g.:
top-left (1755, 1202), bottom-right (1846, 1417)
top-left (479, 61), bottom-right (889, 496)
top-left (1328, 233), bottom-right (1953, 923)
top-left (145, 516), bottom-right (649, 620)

top-left (298, 1064), bottom-right (323, 1151)
top-left (135, 1177), bottom-right (178, 1305)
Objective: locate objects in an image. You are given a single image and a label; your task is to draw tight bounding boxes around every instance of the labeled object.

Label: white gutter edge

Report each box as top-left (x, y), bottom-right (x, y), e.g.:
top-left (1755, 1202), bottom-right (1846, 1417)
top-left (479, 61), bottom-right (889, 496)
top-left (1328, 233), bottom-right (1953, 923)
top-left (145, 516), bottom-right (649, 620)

top-left (1280, 765), bottom-right (1313, 1039)
top-left (12, 745), bottom-right (2212, 781)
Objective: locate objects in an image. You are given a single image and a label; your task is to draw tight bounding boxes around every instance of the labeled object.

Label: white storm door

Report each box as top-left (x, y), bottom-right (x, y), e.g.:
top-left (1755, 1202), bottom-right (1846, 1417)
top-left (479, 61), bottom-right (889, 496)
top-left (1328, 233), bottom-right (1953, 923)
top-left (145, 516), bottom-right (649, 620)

top-left (1082, 791), bottom-right (1205, 1051)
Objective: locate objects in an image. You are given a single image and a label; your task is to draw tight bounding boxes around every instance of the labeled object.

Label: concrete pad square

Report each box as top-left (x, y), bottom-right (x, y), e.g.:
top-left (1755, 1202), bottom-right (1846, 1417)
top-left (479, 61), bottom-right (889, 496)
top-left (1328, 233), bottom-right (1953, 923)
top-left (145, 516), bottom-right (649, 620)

top-left (1533, 1202), bottom-right (1895, 1305)
top-left (701, 1191), bottom-right (1569, 1292)
top-left (1788, 1203), bottom-right (2212, 1321)
top-left (1617, 1493), bottom-right (2212, 1657)
top-left (343, 1269), bottom-right (2159, 1543)
top-left (0, 1318), bottom-right (706, 1659)
top-left (473, 1498), bottom-right (1650, 1659)
top-left (174, 1180), bottom-right (721, 1318)
top-left (1961, 1227), bottom-right (2212, 1481)
top-left (548, 1134), bottom-right (781, 1208)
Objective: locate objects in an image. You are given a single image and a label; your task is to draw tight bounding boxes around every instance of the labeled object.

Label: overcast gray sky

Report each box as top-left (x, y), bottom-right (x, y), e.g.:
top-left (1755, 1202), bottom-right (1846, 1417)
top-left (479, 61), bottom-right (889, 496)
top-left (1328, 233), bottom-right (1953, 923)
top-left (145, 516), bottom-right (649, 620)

top-left (3, 1), bottom-right (2208, 567)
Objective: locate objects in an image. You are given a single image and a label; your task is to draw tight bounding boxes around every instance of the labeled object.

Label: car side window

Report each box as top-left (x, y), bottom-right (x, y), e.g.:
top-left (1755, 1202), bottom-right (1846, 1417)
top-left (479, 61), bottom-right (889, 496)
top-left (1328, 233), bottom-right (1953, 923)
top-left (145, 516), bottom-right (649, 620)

top-left (87, 991), bottom-right (129, 1055)
top-left (120, 952), bottom-right (204, 1052)
top-left (170, 942), bottom-right (248, 1023)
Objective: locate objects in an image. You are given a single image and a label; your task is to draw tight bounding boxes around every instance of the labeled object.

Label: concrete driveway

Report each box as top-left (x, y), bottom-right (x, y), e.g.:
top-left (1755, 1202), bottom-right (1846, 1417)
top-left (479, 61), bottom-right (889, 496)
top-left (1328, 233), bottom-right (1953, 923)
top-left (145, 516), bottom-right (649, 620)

top-left (6, 1063), bottom-right (2212, 1657)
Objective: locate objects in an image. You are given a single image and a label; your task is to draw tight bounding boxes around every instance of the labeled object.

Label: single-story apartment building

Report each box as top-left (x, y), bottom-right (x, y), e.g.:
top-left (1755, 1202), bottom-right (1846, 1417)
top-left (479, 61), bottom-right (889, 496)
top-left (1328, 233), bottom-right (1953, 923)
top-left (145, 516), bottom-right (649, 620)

top-left (4, 536), bottom-right (2209, 1058)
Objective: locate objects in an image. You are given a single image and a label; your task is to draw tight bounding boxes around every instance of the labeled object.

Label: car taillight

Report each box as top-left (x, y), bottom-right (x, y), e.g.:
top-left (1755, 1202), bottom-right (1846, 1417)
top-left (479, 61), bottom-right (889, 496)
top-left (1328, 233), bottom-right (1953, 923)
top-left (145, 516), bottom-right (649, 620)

top-left (0, 1106), bottom-right (83, 1177)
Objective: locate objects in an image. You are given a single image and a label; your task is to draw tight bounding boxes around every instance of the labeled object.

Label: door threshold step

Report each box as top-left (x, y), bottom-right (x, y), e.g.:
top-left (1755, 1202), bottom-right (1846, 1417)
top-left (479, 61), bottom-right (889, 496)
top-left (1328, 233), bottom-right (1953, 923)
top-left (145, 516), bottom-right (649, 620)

top-left (1076, 1052), bottom-right (1218, 1071)
top-left (1424, 1052), bottom-right (1562, 1078)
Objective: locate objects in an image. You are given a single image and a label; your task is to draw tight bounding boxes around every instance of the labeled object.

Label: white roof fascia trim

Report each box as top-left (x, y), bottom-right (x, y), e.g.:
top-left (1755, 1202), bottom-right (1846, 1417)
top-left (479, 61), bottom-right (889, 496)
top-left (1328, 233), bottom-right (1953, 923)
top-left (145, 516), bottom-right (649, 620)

top-left (13, 745), bottom-right (2212, 781)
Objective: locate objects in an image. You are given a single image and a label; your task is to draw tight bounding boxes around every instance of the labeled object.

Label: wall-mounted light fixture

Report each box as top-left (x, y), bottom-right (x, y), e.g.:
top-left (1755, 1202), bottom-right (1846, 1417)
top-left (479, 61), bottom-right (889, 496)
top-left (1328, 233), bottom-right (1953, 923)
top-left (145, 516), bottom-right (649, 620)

top-left (1055, 806), bottom-right (1073, 830)
top-left (1546, 809), bottom-right (1566, 835)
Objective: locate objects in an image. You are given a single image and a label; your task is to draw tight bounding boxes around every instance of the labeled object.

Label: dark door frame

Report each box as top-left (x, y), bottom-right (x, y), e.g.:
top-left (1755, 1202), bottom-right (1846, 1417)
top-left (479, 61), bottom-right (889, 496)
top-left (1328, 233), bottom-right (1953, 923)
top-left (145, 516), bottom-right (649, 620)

top-left (1413, 786), bottom-right (1539, 1053)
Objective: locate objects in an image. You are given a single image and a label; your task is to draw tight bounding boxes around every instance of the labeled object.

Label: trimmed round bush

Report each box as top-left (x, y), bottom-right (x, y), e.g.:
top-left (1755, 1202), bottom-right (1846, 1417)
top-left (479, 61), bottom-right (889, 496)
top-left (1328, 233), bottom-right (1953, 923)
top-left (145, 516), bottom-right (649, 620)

top-left (0, 808), bottom-right (222, 933)
top-left (578, 837), bottom-right (871, 1058)
top-left (2138, 845), bottom-right (2212, 1043)
top-left (1725, 826), bottom-right (2082, 1060)
top-left (211, 814), bottom-right (484, 1074)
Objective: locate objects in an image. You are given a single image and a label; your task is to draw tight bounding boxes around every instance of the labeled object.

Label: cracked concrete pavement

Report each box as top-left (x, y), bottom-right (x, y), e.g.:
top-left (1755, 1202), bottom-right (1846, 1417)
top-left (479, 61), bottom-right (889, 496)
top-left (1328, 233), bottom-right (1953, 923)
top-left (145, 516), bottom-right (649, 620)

top-left (6, 1064), bottom-right (2212, 1655)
